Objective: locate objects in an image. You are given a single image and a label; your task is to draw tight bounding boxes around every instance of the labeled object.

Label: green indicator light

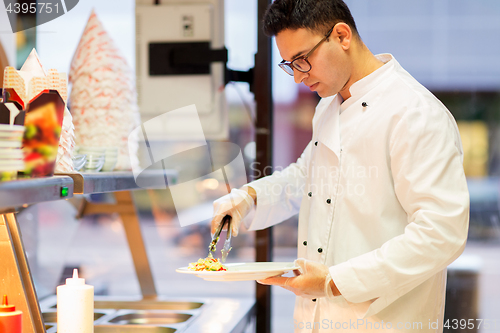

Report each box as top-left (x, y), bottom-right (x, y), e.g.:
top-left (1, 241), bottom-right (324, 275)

top-left (61, 186), bottom-right (69, 197)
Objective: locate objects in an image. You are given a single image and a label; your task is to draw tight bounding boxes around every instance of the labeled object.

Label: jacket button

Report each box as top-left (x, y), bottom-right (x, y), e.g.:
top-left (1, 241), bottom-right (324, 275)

top-left (312, 299), bottom-right (317, 302)
top-left (314, 141), bottom-right (318, 146)
top-left (303, 241), bottom-right (307, 246)
top-left (308, 192), bottom-right (312, 197)
top-left (326, 199), bottom-right (331, 204)
top-left (362, 102), bottom-right (368, 107)
top-left (318, 248), bottom-right (323, 253)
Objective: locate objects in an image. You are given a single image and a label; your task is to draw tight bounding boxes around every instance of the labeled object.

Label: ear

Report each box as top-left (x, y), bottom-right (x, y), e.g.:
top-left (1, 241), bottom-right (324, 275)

top-left (333, 23), bottom-right (352, 51)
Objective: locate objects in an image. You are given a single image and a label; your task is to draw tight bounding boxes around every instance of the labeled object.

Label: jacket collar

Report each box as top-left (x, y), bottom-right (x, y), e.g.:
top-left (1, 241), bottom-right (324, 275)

top-left (340, 53), bottom-right (396, 113)
top-left (315, 54), bottom-right (398, 158)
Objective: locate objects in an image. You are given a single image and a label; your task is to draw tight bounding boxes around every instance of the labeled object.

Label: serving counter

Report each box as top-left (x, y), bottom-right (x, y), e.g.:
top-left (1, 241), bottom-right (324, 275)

top-left (0, 176), bottom-right (74, 214)
top-left (0, 172), bottom-right (255, 333)
top-left (0, 176), bottom-right (74, 333)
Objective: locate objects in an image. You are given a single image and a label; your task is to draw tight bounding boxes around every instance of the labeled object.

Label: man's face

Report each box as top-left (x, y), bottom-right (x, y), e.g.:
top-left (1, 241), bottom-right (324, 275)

top-left (276, 27), bottom-right (352, 98)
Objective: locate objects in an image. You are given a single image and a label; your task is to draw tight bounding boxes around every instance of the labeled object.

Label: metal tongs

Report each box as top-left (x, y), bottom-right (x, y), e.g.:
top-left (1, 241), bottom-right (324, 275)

top-left (208, 215), bottom-right (232, 262)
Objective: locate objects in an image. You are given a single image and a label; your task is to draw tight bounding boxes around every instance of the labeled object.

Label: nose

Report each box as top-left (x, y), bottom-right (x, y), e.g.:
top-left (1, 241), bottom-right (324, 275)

top-left (293, 69), bottom-right (308, 84)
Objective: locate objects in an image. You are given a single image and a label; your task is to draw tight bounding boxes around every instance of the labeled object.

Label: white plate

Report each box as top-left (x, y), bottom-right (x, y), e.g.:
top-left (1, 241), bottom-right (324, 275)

top-left (0, 159), bottom-right (24, 165)
top-left (0, 133), bottom-right (24, 138)
top-left (176, 262), bottom-right (299, 281)
top-left (0, 165), bottom-right (24, 171)
top-left (0, 124), bottom-right (24, 132)
top-left (0, 160), bottom-right (24, 165)
top-left (0, 151), bottom-right (24, 158)
top-left (0, 141), bottom-right (22, 148)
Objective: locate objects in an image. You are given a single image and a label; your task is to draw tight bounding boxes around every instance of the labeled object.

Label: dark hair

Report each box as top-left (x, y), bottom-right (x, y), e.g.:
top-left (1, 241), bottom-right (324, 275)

top-left (263, 0), bottom-right (359, 38)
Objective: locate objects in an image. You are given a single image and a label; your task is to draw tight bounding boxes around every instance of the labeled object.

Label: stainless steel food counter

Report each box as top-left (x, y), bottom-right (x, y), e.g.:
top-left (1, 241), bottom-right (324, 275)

top-left (39, 296), bottom-right (255, 333)
top-left (0, 176), bottom-right (74, 214)
top-left (0, 172), bottom-right (255, 333)
top-left (55, 170), bottom-right (174, 195)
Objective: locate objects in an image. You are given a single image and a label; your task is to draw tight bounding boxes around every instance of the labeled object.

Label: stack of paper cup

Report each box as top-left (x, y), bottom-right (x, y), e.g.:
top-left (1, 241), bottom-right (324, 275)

top-left (0, 125), bottom-right (25, 181)
top-left (69, 10), bottom-right (140, 171)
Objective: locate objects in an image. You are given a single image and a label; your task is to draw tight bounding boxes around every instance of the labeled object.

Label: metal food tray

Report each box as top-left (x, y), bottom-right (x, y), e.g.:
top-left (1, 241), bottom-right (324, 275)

top-left (39, 296), bottom-right (207, 333)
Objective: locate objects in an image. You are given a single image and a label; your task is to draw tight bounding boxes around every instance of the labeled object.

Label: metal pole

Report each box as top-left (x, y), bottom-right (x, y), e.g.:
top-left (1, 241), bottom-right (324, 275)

top-left (254, 0), bottom-right (273, 332)
top-left (1, 213), bottom-right (45, 333)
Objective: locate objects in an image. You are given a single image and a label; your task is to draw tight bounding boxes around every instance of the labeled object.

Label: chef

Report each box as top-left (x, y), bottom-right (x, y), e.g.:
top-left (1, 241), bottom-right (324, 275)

top-left (211, 0), bottom-right (470, 332)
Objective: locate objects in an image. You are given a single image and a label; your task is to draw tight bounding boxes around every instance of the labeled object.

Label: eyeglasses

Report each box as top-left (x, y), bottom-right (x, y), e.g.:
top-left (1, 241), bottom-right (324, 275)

top-left (279, 25), bottom-right (335, 76)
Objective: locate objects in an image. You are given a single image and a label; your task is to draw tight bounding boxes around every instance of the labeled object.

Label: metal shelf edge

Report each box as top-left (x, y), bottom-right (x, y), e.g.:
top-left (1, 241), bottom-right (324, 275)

top-left (0, 176), bottom-right (74, 213)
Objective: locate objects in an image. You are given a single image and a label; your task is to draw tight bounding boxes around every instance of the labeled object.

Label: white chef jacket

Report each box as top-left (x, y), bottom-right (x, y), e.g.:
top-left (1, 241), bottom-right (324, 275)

top-left (245, 54), bottom-right (470, 332)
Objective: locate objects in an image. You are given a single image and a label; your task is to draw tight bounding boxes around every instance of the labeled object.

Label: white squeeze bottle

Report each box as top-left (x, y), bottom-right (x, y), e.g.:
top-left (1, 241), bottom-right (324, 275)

top-left (57, 269), bottom-right (94, 333)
